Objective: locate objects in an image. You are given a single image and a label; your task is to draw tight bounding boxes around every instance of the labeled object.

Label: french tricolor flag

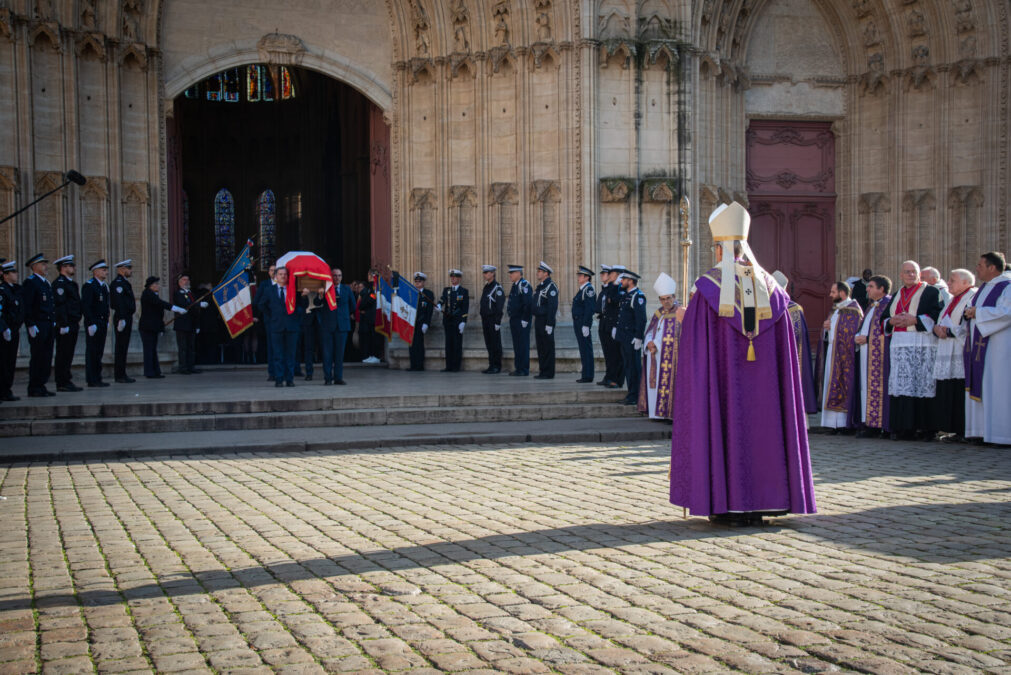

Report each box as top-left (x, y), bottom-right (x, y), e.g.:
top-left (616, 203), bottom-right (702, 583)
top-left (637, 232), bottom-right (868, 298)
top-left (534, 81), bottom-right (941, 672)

top-left (212, 271), bottom-right (254, 338)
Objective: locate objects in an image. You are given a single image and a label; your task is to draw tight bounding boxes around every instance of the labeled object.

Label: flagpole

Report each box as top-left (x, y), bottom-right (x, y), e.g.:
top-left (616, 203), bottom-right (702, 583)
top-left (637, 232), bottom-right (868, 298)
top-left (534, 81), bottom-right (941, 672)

top-left (163, 235), bottom-right (259, 327)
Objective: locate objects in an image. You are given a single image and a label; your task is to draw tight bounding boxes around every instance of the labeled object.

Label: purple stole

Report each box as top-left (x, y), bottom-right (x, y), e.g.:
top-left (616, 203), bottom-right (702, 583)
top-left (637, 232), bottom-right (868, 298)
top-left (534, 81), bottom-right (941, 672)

top-left (824, 302), bottom-right (863, 412)
top-left (964, 279), bottom-right (1010, 401)
top-left (864, 296), bottom-right (891, 429)
top-left (638, 311), bottom-right (682, 417)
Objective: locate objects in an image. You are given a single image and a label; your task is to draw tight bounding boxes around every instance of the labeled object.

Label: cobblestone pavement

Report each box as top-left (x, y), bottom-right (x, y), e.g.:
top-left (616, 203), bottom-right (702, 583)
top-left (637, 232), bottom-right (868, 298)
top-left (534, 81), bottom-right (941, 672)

top-left (1, 436), bottom-right (1010, 674)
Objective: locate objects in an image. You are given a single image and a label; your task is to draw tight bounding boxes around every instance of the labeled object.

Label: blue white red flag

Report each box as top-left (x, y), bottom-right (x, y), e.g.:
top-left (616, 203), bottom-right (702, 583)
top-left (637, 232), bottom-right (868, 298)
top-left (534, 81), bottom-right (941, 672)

top-left (393, 281), bottom-right (419, 344)
top-left (376, 277), bottom-right (394, 339)
top-left (212, 240), bottom-right (254, 338)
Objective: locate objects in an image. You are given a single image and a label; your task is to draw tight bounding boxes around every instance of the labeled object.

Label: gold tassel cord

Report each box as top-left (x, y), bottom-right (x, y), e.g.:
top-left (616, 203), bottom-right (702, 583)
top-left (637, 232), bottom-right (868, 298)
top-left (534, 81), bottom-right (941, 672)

top-left (747, 338), bottom-right (756, 362)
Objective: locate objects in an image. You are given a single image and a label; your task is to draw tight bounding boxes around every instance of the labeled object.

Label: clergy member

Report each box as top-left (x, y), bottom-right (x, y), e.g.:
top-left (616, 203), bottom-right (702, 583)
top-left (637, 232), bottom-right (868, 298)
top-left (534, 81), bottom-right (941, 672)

top-left (852, 275), bottom-right (892, 438)
top-left (772, 271), bottom-right (817, 415)
top-left (929, 269), bottom-right (976, 440)
top-left (638, 273), bottom-right (681, 420)
top-left (669, 202), bottom-right (817, 526)
top-left (923, 267), bottom-right (952, 306)
top-left (881, 260), bottom-right (943, 440)
top-left (964, 251), bottom-right (1011, 445)
top-left (819, 282), bottom-right (863, 431)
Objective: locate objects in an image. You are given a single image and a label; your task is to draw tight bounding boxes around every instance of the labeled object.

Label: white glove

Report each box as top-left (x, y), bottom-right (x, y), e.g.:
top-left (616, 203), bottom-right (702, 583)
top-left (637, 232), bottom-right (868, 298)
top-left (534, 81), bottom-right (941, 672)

top-left (27, 325), bottom-right (38, 338)
top-left (59, 326), bottom-right (69, 335)
top-left (435, 304), bottom-right (443, 313)
top-left (611, 327), bottom-right (616, 339)
top-left (581, 326), bottom-right (589, 337)
top-left (199, 301), bottom-right (209, 309)
top-left (117, 320), bottom-right (125, 333)
top-left (633, 338), bottom-right (643, 351)
top-left (521, 320), bottom-right (528, 328)
top-left (458, 322), bottom-right (465, 334)
top-left (196, 328), bottom-right (201, 335)
top-left (87, 325), bottom-right (97, 337)
top-left (171, 305), bottom-right (187, 314)
top-left (2, 329), bottom-right (10, 342)
top-left (421, 324), bottom-right (428, 334)
top-left (545, 325), bottom-right (553, 335)
top-left (494, 324), bottom-right (501, 332)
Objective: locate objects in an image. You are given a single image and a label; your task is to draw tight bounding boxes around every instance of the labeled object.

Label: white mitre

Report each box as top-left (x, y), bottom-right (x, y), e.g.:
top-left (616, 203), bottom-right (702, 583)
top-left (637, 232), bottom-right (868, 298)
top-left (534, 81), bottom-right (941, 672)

top-left (653, 272), bottom-right (677, 298)
top-left (709, 202), bottom-right (772, 320)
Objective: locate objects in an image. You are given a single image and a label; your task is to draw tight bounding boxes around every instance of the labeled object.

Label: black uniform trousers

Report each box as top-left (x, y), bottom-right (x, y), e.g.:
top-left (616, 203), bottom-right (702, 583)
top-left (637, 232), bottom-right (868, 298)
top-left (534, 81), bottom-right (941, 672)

top-left (85, 325), bottom-right (108, 384)
top-left (54, 326), bottom-right (79, 386)
top-left (620, 339), bottom-right (641, 400)
top-left (534, 317), bottom-right (555, 378)
top-left (0, 331), bottom-right (19, 396)
top-left (574, 324), bottom-right (594, 380)
top-left (359, 320), bottom-right (377, 360)
top-left (409, 325), bottom-right (426, 370)
top-left (114, 318), bottom-right (132, 379)
top-left (602, 324), bottom-right (623, 385)
top-left (140, 329), bottom-right (162, 377)
top-left (443, 321), bottom-right (463, 371)
top-left (175, 330), bottom-right (196, 374)
top-left (509, 317), bottom-right (530, 374)
top-left (481, 317), bottom-right (502, 369)
top-left (303, 321), bottom-right (318, 377)
top-left (28, 325), bottom-right (55, 393)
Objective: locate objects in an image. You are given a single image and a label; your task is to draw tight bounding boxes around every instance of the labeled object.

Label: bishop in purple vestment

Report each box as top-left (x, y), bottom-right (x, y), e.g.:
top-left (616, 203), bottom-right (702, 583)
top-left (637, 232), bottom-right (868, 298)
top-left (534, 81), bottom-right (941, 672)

top-left (669, 203), bottom-right (817, 525)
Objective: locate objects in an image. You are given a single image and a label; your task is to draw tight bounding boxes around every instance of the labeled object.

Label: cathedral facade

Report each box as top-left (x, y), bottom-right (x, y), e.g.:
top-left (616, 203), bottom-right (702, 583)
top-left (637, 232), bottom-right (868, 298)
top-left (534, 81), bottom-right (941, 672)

top-left (0, 0), bottom-right (1008, 323)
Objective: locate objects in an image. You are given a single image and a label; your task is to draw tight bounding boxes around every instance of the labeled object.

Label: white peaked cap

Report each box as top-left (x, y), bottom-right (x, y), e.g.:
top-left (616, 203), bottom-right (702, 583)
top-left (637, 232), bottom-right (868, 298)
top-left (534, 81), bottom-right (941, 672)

top-left (772, 270), bottom-right (788, 290)
top-left (653, 273), bottom-right (677, 297)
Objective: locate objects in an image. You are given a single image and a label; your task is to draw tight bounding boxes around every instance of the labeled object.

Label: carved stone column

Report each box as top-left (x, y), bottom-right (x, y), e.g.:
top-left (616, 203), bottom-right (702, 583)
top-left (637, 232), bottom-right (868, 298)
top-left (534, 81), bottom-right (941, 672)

top-left (450, 185), bottom-right (477, 279)
top-left (122, 182), bottom-right (149, 283)
top-left (531, 180), bottom-right (561, 268)
top-left (80, 177), bottom-right (109, 267)
top-left (0, 167), bottom-right (19, 259)
top-left (411, 188), bottom-right (437, 277)
top-left (490, 182), bottom-right (519, 266)
top-left (902, 189), bottom-right (935, 266)
top-left (859, 192), bottom-right (891, 274)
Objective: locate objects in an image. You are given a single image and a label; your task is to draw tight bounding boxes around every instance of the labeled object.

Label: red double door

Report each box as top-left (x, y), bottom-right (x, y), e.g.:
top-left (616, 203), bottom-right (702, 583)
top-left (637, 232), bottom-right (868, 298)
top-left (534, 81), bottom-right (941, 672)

top-left (746, 120), bottom-right (836, 346)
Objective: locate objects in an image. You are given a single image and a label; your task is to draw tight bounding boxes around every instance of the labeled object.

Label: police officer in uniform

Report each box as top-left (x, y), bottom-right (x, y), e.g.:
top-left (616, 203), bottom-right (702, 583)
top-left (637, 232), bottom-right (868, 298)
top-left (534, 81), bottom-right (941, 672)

top-left (408, 272), bottom-right (435, 371)
top-left (600, 264), bottom-right (626, 388)
top-left (21, 253), bottom-right (56, 397)
top-left (506, 265), bottom-right (533, 376)
top-left (438, 269), bottom-right (469, 372)
top-left (479, 264), bottom-right (505, 374)
top-left (52, 255), bottom-right (84, 392)
top-left (532, 261), bottom-right (559, 379)
top-left (0, 260), bottom-right (24, 401)
top-left (81, 259), bottom-right (111, 387)
top-left (572, 265), bottom-right (596, 383)
top-left (595, 264), bottom-right (611, 384)
top-left (110, 259), bottom-right (137, 383)
top-left (615, 270), bottom-right (647, 405)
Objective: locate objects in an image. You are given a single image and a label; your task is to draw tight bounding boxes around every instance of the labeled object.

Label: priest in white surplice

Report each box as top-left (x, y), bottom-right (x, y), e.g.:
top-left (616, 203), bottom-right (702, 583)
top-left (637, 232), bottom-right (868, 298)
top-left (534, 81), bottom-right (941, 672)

top-left (964, 252), bottom-right (1011, 445)
top-left (929, 269), bottom-right (976, 440)
top-left (637, 273), bottom-right (681, 420)
top-left (819, 281), bottom-right (863, 430)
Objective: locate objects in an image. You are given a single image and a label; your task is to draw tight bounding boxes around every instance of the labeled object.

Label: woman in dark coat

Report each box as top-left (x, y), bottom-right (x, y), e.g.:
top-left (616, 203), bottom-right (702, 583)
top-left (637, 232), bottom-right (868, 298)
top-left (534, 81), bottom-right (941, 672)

top-left (139, 276), bottom-right (185, 378)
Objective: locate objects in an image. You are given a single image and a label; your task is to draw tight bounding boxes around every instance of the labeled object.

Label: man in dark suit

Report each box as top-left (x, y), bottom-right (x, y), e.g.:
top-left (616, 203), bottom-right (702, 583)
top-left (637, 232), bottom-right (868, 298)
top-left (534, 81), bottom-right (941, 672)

top-left (110, 259), bottom-right (137, 383)
top-left (0, 260), bottom-right (25, 401)
top-left (172, 273), bottom-right (205, 375)
top-left (317, 267), bottom-right (355, 385)
top-left (80, 259), bottom-right (111, 387)
top-left (439, 269), bottom-right (469, 372)
top-left (254, 264), bottom-right (277, 380)
top-left (408, 272), bottom-right (435, 371)
top-left (21, 253), bottom-right (56, 397)
top-left (52, 255), bottom-right (83, 392)
top-left (261, 266), bottom-right (306, 386)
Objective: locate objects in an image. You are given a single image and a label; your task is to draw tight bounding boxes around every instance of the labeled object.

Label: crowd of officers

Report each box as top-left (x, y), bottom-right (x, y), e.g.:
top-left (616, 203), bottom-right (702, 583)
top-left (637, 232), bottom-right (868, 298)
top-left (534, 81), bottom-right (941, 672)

top-left (420, 262), bottom-right (648, 405)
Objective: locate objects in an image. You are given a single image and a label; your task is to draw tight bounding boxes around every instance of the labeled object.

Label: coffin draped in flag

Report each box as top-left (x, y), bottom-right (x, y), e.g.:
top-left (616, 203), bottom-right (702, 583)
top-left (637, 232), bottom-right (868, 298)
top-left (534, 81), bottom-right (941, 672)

top-left (376, 277), bottom-right (394, 338)
top-left (275, 251), bottom-right (336, 314)
top-left (393, 281), bottom-right (419, 344)
top-left (212, 239), bottom-right (254, 338)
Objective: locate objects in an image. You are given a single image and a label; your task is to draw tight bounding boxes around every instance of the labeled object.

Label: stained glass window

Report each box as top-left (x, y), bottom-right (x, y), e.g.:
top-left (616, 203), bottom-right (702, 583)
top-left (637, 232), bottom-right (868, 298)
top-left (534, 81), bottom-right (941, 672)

top-left (214, 188), bottom-right (235, 271)
top-left (223, 68), bottom-right (240, 102)
top-left (206, 73), bottom-right (222, 101)
top-left (183, 86), bottom-right (198, 99)
top-left (257, 190), bottom-right (276, 270)
top-left (262, 67), bottom-right (275, 101)
top-left (194, 65), bottom-right (293, 103)
top-left (247, 65), bottom-right (260, 102)
top-left (182, 190), bottom-right (191, 271)
top-left (280, 67), bottom-right (295, 99)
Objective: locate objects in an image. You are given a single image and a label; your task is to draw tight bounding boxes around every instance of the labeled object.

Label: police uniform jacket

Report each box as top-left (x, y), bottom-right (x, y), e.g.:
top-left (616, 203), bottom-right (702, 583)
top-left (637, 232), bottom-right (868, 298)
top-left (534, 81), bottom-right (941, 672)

top-left (532, 278), bottom-right (558, 327)
top-left (595, 282), bottom-right (607, 318)
top-left (358, 283), bottom-right (377, 326)
top-left (479, 281), bottom-right (505, 323)
top-left (81, 278), bottom-right (110, 328)
top-left (21, 273), bottom-right (55, 330)
top-left (616, 286), bottom-right (647, 342)
top-left (0, 281), bottom-right (24, 334)
top-left (416, 288), bottom-right (435, 329)
top-left (172, 287), bottom-right (200, 332)
top-left (53, 275), bottom-right (82, 329)
top-left (111, 275), bottom-right (136, 322)
top-left (139, 289), bottom-right (173, 333)
top-left (439, 286), bottom-right (469, 324)
top-left (507, 278), bottom-right (533, 321)
top-left (601, 284), bottom-right (623, 328)
top-left (572, 282), bottom-right (596, 329)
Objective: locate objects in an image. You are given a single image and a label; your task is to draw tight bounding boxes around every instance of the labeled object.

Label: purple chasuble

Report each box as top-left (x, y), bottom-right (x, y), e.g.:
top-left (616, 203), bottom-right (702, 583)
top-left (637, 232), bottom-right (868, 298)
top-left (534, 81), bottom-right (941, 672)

top-left (638, 311), bottom-right (682, 418)
top-left (964, 279), bottom-right (1010, 401)
top-left (787, 302), bottom-right (818, 414)
top-left (669, 268), bottom-right (817, 516)
top-left (824, 302), bottom-right (863, 412)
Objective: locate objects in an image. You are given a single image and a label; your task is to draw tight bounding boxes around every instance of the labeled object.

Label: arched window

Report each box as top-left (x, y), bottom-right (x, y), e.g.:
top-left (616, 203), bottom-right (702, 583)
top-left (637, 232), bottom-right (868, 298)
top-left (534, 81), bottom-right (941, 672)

top-left (223, 68), bottom-right (240, 102)
top-left (213, 188), bottom-right (235, 271)
top-left (280, 67), bottom-right (295, 99)
top-left (257, 189), bottom-right (276, 270)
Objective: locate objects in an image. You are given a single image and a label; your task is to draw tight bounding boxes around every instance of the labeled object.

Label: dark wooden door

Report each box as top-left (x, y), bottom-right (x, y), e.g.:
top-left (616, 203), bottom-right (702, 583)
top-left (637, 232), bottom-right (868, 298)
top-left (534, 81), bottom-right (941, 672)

top-left (746, 121), bottom-right (836, 345)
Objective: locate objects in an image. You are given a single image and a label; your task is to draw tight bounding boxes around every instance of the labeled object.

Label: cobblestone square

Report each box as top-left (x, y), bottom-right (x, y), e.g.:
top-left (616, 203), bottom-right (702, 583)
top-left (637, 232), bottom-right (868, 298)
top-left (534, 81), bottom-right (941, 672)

top-left (1, 436), bottom-right (1009, 673)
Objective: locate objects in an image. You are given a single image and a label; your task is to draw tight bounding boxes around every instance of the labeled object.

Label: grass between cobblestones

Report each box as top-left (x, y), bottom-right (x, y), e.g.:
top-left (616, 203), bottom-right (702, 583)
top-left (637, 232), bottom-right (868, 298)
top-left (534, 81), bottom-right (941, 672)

top-left (0, 436), bottom-right (1009, 674)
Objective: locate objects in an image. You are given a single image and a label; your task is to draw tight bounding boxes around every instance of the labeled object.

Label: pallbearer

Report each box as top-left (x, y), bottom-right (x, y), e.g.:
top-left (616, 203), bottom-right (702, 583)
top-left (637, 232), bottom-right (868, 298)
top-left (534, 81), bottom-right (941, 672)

top-left (111, 259), bottom-right (137, 383)
top-left (638, 273), bottom-right (682, 420)
top-left (670, 202), bottom-right (816, 526)
top-left (572, 265), bottom-right (596, 383)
